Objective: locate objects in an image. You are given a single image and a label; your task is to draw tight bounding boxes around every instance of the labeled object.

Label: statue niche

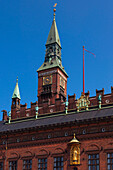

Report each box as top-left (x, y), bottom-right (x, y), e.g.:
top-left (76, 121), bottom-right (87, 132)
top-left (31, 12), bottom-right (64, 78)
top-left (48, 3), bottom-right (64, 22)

top-left (70, 145), bottom-right (80, 165)
top-left (69, 134), bottom-right (80, 165)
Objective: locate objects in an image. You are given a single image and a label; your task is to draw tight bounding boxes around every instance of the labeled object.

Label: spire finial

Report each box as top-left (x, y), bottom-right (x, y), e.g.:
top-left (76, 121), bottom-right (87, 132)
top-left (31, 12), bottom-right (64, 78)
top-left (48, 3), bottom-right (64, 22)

top-left (16, 76), bottom-right (18, 83)
top-left (69, 133), bottom-right (79, 144)
top-left (74, 133), bottom-right (75, 139)
top-left (53, 3), bottom-right (57, 20)
top-left (45, 3), bottom-right (61, 48)
top-left (12, 77), bottom-right (21, 99)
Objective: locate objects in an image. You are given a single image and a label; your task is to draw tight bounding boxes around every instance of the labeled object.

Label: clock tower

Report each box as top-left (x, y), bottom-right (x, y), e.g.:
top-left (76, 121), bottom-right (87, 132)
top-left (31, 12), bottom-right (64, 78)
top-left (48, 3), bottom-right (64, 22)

top-left (37, 9), bottom-right (68, 107)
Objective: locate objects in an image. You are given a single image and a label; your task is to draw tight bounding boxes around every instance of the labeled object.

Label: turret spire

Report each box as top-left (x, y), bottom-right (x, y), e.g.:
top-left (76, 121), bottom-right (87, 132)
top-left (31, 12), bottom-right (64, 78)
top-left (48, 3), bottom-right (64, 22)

top-left (12, 77), bottom-right (21, 99)
top-left (46, 6), bottom-right (61, 47)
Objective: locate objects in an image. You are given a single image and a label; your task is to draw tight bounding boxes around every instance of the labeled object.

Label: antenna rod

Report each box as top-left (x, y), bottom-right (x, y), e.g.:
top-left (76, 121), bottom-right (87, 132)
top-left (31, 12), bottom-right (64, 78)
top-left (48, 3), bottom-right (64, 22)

top-left (83, 46), bottom-right (85, 95)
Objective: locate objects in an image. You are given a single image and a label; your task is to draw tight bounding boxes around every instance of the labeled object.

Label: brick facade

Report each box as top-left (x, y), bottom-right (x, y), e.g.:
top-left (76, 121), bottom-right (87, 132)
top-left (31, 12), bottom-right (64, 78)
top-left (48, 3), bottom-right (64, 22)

top-left (1, 11), bottom-right (113, 170)
top-left (1, 116), bottom-right (113, 169)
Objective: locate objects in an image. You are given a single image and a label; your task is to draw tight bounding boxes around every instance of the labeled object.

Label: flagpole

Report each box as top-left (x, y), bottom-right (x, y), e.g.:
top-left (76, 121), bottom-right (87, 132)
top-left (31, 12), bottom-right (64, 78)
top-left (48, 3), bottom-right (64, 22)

top-left (82, 46), bottom-right (95, 95)
top-left (83, 46), bottom-right (85, 95)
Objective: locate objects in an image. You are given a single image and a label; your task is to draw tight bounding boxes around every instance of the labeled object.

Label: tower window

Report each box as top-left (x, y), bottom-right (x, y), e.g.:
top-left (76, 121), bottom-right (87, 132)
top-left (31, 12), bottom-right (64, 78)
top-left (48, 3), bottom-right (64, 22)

top-left (57, 48), bottom-right (59, 54)
top-left (43, 86), bottom-right (51, 93)
top-left (49, 47), bottom-right (53, 52)
top-left (13, 101), bottom-right (16, 105)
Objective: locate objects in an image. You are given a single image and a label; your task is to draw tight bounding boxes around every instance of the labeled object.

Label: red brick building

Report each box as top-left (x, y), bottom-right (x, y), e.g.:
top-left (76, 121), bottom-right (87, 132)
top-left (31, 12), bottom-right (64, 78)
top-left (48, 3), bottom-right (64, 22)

top-left (1, 10), bottom-right (113, 170)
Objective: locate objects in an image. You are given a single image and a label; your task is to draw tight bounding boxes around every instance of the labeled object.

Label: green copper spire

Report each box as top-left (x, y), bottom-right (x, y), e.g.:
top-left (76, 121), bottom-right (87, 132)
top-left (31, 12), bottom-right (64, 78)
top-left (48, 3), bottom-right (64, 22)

top-left (37, 8), bottom-right (68, 77)
top-left (12, 77), bottom-right (21, 99)
top-left (46, 9), bottom-right (61, 47)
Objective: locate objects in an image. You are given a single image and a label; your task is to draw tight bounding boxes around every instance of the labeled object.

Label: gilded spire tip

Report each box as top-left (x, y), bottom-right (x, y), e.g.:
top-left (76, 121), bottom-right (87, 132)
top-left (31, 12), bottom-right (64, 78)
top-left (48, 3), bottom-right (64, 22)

top-left (53, 3), bottom-right (57, 20)
top-left (53, 8), bottom-right (56, 13)
top-left (16, 76), bottom-right (18, 83)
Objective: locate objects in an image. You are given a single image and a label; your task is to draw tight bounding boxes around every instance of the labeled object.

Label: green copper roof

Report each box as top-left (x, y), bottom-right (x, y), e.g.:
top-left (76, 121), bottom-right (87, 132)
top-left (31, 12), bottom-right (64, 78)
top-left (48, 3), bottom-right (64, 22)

top-left (37, 13), bottom-right (68, 77)
top-left (37, 57), bottom-right (68, 77)
top-left (46, 14), bottom-right (61, 47)
top-left (12, 77), bottom-right (21, 99)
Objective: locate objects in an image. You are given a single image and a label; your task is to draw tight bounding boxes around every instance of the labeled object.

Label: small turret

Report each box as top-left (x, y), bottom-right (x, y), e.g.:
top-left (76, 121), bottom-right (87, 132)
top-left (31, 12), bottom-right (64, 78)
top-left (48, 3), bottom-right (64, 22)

top-left (11, 77), bottom-right (21, 109)
top-left (2, 110), bottom-right (8, 121)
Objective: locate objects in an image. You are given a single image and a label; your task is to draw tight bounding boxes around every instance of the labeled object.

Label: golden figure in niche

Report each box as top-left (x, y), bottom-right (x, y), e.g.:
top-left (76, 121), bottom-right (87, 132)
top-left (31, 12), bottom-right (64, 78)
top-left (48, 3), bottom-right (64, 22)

top-left (70, 146), bottom-right (80, 165)
top-left (69, 134), bottom-right (80, 165)
top-left (73, 149), bottom-right (78, 162)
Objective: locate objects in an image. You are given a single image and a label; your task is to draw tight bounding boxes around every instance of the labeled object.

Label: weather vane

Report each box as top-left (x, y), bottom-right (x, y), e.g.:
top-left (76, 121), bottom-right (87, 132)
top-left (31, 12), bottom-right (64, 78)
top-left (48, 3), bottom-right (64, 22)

top-left (53, 3), bottom-right (57, 16)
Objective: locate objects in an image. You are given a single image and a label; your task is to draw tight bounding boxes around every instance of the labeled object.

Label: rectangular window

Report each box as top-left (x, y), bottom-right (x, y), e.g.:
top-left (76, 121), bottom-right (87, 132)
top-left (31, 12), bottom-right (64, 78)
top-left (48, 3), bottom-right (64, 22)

top-left (38, 158), bottom-right (47, 170)
top-left (54, 156), bottom-right (63, 170)
top-left (9, 161), bottom-right (17, 170)
top-left (23, 159), bottom-right (32, 170)
top-left (88, 154), bottom-right (99, 170)
top-left (107, 153), bottom-right (113, 170)
top-left (0, 162), bottom-right (3, 170)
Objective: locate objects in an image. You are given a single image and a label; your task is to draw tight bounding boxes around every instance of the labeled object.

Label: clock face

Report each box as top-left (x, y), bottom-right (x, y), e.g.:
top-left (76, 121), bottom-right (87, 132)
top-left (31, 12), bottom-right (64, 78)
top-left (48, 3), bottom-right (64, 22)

top-left (43, 75), bottom-right (52, 85)
top-left (60, 77), bottom-right (65, 89)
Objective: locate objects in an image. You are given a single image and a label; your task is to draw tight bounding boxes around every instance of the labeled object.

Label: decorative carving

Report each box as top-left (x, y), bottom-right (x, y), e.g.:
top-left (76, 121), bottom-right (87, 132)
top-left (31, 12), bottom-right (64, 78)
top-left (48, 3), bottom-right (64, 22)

top-left (37, 149), bottom-right (49, 156)
top-left (39, 70), bottom-right (57, 77)
top-left (76, 92), bottom-right (90, 112)
top-left (8, 152), bottom-right (20, 160)
top-left (54, 148), bottom-right (64, 154)
top-left (35, 106), bottom-right (39, 119)
top-left (51, 148), bottom-right (64, 157)
top-left (65, 100), bottom-right (69, 114)
top-left (21, 151), bottom-right (34, 159)
top-left (85, 143), bottom-right (100, 152)
top-left (98, 94), bottom-right (102, 109)
top-left (60, 76), bottom-right (65, 89)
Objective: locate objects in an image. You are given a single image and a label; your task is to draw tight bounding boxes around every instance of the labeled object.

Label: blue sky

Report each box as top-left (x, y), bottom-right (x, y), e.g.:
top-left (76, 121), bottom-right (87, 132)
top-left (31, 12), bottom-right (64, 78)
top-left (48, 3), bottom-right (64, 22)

top-left (0, 0), bottom-right (113, 119)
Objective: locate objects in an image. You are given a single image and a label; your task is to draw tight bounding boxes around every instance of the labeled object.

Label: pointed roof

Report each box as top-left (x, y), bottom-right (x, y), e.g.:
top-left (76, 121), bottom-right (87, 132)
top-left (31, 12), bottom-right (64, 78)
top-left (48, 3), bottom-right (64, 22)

top-left (12, 77), bottom-right (21, 99)
top-left (69, 134), bottom-right (79, 144)
top-left (46, 13), bottom-right (61, 47)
